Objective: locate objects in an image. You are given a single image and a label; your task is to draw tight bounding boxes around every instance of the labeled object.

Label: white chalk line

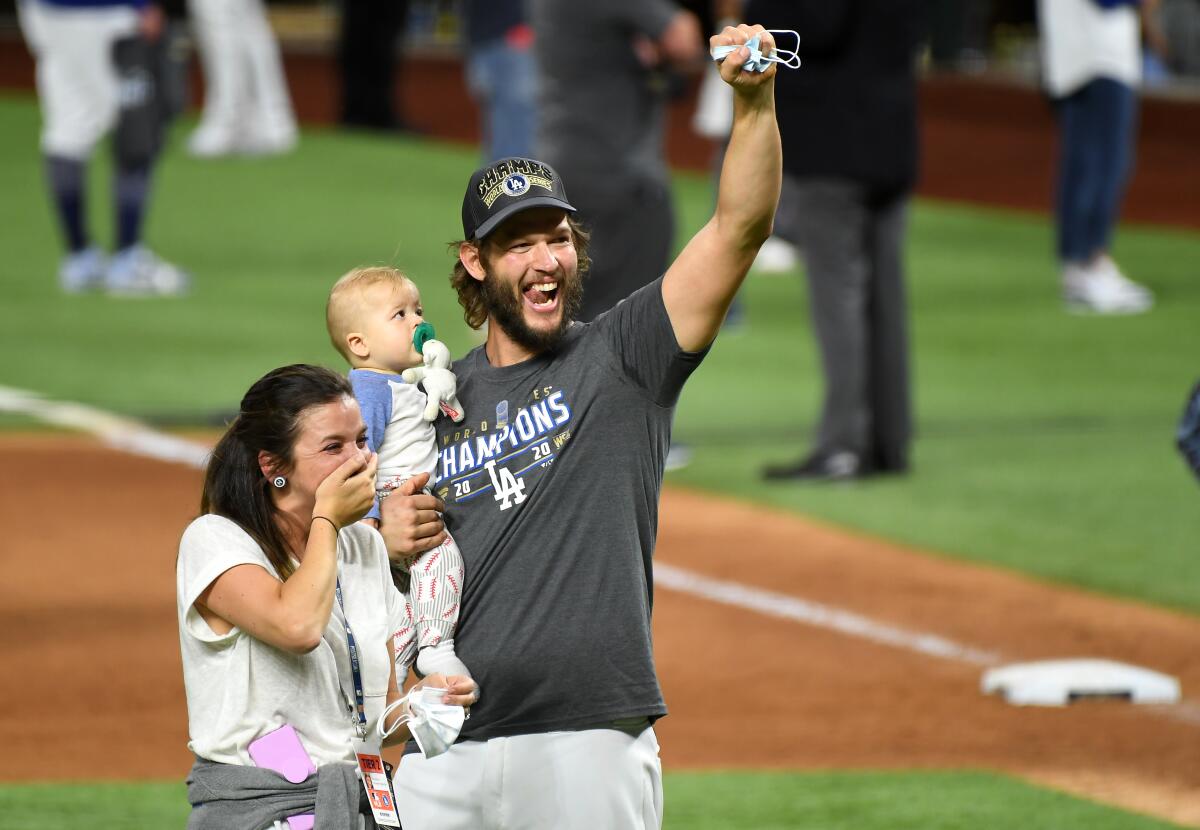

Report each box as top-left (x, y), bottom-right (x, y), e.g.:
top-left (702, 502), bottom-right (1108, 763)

top-left (0, 384), bottom-right (210, 468)
top-left (3, 384), bottom-right (1197, 726)
top-left (653, 563), bottom-right (1200, 728)
top-left (654, 562), bottom-right (1003, 666)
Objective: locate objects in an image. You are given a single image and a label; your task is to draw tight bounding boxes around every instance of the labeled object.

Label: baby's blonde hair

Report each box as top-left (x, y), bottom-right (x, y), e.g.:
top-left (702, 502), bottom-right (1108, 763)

top-left (326, 265), bottom-right (415, 363)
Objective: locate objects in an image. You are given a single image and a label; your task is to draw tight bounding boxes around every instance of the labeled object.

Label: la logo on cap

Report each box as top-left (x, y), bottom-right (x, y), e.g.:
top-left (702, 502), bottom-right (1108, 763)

top-left (502, 174), bottom-right (530, 197)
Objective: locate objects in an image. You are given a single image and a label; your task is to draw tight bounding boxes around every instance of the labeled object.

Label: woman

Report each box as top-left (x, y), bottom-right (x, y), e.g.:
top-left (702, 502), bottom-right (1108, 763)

top-left (177, 364), bottom-right (477, 828)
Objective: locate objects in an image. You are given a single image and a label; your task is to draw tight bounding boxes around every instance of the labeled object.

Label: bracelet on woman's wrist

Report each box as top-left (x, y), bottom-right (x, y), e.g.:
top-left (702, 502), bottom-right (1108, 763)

top-left (311, 515), bottom-right (338, 533)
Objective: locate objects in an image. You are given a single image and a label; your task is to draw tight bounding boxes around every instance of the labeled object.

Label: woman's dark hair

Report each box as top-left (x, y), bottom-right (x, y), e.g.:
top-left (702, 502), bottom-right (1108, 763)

top-left (449, 214), bottom-right (591, 330)
top-left (201, 364), bottom-right (354, 581)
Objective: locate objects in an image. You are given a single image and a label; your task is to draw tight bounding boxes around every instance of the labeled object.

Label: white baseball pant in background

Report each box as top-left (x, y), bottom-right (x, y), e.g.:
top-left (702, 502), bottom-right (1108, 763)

top-left (186, 0), bottom-right (296, 152)
top-left (18, 1), bottom-right (139, 159)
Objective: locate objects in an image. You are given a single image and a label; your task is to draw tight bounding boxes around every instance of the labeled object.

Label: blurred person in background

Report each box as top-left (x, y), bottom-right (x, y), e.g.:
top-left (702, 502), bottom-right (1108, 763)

top-left (531, 0), bottom-right (704, 323)
top-left (928, 0), bottom-right (992, 72)
top-left (1179, 379), bottom-right (1200, 483)
top-left (186, 0), bottom-right (297, 157)
top-left (1142, 0), bottom-right (1200, 80)
top-left (338, 0), bottom-right (408, 131)
top-left (18, 0), bottom-right (190, 296)
top-left (1160, 0), bottom-right (1200, 76)
top-left (463, 0), bottom-right (537, 161)
top-left (755, 0), bottom-right (923, 482)
top-left (1038, 0), bottom-right (1155, 314)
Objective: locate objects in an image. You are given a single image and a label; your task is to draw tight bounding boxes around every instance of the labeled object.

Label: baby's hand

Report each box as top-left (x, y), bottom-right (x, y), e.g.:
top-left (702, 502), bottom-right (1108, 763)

top-left (420, 674), bottom-right (479, 710)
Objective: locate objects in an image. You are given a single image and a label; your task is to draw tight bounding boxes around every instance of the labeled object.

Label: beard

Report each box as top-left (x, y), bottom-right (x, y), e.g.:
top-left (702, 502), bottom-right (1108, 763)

top-left (480, 265), bottom-right (583, 354)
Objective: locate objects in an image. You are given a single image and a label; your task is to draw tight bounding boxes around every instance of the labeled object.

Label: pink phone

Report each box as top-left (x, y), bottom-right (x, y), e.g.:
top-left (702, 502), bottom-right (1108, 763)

top-left (248, 724), bottom-right (318, 829)
top-left (248, 724), bottom-right (316, 783)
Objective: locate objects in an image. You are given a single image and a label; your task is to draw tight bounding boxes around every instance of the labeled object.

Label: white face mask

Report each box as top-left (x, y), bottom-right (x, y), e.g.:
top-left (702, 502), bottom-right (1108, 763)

top-left (406, 687), bottom-right (466, 758)
top-left (710, 30), bottom-right (802, 73)
top-left (378, 686), bottom-right (466, 759)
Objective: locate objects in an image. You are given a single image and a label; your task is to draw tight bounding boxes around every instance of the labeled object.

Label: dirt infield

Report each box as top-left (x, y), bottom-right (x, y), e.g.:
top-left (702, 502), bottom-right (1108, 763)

top-left (2, 434), bottom-right (1198, 826)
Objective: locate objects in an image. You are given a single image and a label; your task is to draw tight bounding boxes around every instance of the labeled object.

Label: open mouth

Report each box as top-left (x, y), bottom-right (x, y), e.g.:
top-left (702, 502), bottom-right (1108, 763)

top-left (522, 280), bottom-right (559, 312)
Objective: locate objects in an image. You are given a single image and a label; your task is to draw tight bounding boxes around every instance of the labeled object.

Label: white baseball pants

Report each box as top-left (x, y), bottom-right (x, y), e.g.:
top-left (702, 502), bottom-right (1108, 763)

top-left (18, 0), bottom-right (139, 159)
top-left (186, 0), bottom-right (295, 137)
top-left (394, 726), bottom-right (663, 829)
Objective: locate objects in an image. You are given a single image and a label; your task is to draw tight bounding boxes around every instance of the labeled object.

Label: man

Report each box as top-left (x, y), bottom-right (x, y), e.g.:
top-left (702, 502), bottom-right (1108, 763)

top-left (462, 0), bottom-right (538, 162)
top-left (1038, 0), bottom-right (1155, 314)
top-left (337, 0), bottom-right (407, 131)
top-left (19, 0), bottom-right (189, 295)
top-left (382, 23), bottom-right (781, 830)
top-left (186, 0), bottom-right (297, 157)
top-left (755, 0), bottom-right (922, 481)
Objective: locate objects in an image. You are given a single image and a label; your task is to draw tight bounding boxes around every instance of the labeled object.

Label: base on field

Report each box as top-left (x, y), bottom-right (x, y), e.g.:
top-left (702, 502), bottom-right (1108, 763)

top-left (981, 659), bottom-right (1181, 707)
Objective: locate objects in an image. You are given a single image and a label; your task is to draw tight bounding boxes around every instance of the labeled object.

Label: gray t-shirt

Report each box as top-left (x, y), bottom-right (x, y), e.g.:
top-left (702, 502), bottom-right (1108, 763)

top-left (532, 0), bottom-right (680, 190)
top-left (433, 278), bottom-right (705, 739)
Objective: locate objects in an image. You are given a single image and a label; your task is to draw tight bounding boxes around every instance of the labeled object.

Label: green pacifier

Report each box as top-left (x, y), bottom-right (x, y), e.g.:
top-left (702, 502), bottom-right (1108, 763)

top-left (413, 322), bottom-right (436, 355)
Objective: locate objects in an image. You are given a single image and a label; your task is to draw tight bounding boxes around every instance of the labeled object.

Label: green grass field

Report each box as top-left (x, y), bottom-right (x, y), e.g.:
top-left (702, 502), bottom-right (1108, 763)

top-left (0, 771), bottom-right (1186, 830)
top-left (1, 93), bottom-right (1197, 828)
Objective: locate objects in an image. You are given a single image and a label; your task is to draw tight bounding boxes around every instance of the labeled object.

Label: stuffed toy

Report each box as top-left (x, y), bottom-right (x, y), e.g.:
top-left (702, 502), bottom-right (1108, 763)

top-left (404, 323), bottom-right (465, 423)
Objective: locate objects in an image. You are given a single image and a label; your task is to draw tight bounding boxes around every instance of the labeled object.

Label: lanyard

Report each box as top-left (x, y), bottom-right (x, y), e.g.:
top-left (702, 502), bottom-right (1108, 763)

top-left (334, 577), bottom-right (369, 740)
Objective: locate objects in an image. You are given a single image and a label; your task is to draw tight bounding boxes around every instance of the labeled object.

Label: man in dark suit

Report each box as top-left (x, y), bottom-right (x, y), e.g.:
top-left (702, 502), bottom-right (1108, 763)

top-left (752, 1), bottom-right (925, 481)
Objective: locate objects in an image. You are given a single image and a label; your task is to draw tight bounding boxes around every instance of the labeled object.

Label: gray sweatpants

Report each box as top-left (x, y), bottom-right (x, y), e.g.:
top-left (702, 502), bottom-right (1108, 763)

top-left (777, 177), bottom-right (912, 469)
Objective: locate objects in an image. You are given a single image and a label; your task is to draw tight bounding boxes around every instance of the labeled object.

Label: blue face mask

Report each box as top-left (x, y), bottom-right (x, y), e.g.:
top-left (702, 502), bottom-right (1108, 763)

top-left (710, 30), bottom-right (801, 73)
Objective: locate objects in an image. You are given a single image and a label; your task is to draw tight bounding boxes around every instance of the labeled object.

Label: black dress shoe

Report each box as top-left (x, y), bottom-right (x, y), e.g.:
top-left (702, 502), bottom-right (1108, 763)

top-left (762, 450), bottom-right (866, 482)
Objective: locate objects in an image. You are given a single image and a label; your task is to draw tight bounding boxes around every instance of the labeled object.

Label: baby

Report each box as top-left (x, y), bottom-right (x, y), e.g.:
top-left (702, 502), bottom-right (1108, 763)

top-left (326, 265), bottom-right (470, 680)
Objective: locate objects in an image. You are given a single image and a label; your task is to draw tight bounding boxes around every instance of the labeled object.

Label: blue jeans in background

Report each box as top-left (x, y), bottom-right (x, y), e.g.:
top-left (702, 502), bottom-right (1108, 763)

top-left (466, 38), bottom-right (538, 162)
top-left (1054, 77), bottom-right (1138, 264)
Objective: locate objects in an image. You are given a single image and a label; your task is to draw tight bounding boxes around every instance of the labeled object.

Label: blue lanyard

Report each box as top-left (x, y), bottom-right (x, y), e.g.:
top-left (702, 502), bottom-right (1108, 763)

top-left (334, 577), bottom-right (368, 740)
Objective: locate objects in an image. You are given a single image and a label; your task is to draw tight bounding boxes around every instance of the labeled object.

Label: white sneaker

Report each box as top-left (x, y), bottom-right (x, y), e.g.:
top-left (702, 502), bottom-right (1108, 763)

top-left (751, 236), bottom-right (798, 274)
top-left (190, 121), bottom-right (298, 157)
top-left (187, 123), bottom-right (241, 158)
top-left (240, 121), bottom-right (298, 156)
top-left (1063, 260), bottom-right (1153, 315)
top-left (105, 245), bottom-right (191, 297)
top-left (1095, 255), bottom-right (1154, 302)
top-left (59, 246), bottom-right (107, 293)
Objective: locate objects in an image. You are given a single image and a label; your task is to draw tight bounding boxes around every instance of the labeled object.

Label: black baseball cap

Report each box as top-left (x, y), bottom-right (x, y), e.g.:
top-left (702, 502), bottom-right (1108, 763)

top-left (461, 157), bottom-right (576, 240)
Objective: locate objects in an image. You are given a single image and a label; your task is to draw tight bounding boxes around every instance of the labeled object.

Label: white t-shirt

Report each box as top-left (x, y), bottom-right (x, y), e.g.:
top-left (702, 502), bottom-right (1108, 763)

top-left (1039, 0), bottom-right (1141, 97)
top-left (177, 515), bottom-right (409, 766)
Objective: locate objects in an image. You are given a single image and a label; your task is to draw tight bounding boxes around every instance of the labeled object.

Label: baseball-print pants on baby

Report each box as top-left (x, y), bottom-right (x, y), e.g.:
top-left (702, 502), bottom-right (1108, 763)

top-left (392, 530), bottom-right (466, 678)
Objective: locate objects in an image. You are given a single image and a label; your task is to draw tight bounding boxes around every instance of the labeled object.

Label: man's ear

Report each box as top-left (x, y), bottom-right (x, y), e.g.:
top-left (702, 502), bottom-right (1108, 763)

top-left (258, 450), bottom-right (281, 482)
top-left (460, 242), bottom-right (487, 283)
top-left (347, 332), bottom-right (369, 360)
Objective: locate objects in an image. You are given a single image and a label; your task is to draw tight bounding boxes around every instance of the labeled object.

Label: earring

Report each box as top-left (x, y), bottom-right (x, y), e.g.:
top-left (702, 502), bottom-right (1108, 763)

top-left (272, 476), bottom-right (286, 489)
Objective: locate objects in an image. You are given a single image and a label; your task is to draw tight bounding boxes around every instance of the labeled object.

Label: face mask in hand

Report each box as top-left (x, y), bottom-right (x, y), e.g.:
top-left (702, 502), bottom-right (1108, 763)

top-left (404, 687), bottom-right (466, 759)
top-left (710, 30), bottom-right (801, 73)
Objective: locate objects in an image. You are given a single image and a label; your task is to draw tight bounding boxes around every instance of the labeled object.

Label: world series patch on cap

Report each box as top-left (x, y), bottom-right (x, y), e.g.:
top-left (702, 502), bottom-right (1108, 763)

top-left (462, 157), bottom-right (576, 240)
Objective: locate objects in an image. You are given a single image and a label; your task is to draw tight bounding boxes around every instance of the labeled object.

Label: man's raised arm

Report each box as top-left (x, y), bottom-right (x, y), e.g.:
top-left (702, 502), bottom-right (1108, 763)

top-left (663, 23), bottom-right (782, 352)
